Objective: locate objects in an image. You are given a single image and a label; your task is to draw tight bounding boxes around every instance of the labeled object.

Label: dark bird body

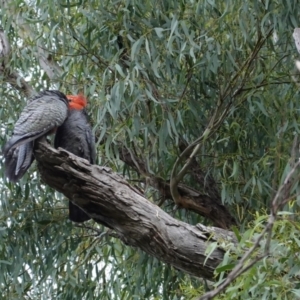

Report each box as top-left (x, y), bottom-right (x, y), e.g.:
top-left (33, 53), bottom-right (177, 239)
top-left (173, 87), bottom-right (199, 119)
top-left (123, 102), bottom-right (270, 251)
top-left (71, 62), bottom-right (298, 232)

top-left (3, 90), bottom-right (70, 182)
top-left (54, 104), bottom-right (96, 223)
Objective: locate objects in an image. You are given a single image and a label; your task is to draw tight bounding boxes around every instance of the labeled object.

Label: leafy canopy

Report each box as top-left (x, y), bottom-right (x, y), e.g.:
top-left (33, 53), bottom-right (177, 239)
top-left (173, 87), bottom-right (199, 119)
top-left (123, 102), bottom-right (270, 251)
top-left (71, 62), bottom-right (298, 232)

top-left (1, 0), bottom-right (300, 299)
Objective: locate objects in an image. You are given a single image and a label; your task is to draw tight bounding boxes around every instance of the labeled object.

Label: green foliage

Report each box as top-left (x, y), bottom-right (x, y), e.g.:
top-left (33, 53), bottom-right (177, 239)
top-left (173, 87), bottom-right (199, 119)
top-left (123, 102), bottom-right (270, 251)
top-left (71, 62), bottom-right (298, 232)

top-left (181, 210), bottom-right (300, 299)
top-left (1, 0), bottom-right (300, 298)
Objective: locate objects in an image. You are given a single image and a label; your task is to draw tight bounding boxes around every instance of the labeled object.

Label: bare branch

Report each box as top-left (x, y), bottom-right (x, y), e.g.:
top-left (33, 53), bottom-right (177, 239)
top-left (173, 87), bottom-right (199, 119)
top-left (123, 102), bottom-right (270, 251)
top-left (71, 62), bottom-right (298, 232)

top-left (293, 28), bottom-right (300, 54)
top-left (0, 29), bottom-right (35, 97)
top-left (1, 2), bottom-right (63, 82)
top-left (37, 45), bottom-right (63, 79)
top-left (170, 30), bottom-right (272, 209)
top-left (119, 145), bottom-right (236, 229)
top-left (34, 139), bottom-right (236, 280)
top-left (0, 29), bottom-right (10, 59)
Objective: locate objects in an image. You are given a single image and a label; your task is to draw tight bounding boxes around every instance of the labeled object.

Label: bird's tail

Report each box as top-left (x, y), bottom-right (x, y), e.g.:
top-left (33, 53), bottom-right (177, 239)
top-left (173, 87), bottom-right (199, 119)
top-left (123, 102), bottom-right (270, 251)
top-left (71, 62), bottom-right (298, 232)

top-left (4, 142), bottom-right (34, 182)
top-left (68, 201), bottom-right (91, 223)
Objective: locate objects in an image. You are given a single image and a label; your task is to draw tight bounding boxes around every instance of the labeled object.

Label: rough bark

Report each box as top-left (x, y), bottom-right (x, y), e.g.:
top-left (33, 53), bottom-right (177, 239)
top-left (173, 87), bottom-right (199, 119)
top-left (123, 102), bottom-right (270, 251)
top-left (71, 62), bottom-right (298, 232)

top-left (35, 139), bottom-right (237, 280)
top-left (120, 145), bottom-right (236, 229)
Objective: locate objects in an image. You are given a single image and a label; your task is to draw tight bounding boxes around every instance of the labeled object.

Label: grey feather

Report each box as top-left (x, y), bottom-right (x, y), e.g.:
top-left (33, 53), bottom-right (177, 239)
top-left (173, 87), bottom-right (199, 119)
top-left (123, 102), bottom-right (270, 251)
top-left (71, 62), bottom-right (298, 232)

top-left (54, 108), bottom-right (96, 222)
top-left (3, 90), bottom-right (69, 181)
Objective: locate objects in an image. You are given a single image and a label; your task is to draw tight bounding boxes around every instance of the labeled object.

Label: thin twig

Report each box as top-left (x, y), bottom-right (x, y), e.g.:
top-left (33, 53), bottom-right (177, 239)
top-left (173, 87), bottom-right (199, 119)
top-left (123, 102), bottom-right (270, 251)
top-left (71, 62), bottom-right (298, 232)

top-left (169, 30), bottom-right (272, 206)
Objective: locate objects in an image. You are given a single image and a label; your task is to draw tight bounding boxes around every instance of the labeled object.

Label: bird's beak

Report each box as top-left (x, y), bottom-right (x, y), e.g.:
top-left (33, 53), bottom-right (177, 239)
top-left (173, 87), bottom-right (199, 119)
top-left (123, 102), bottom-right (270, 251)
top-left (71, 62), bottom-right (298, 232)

top-left (66, 95), bottom-right (77, 102)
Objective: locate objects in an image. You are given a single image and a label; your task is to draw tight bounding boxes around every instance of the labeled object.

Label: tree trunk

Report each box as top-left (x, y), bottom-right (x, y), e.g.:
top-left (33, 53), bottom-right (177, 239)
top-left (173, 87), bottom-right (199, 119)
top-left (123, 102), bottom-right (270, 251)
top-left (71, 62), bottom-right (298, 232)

top-left (34, 140), bottom-right (236, 280)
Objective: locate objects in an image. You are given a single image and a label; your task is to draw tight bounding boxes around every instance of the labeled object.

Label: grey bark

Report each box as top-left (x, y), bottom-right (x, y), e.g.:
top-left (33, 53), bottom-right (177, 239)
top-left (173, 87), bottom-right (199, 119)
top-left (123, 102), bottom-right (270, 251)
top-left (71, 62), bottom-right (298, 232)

top-left (35, 140), bottom-right (237, 280)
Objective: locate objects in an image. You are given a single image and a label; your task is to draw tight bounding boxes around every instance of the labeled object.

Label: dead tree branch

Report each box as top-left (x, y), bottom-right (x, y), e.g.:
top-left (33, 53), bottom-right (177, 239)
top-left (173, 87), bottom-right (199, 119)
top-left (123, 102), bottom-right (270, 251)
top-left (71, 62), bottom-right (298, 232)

top-left (34, 139), bottom-right (237, 280)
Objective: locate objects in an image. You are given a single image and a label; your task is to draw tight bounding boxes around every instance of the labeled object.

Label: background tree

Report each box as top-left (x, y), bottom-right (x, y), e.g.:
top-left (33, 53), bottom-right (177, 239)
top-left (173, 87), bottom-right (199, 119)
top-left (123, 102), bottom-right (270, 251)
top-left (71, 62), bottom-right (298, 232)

top-left (1, 0), bottom-right (300, 299)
